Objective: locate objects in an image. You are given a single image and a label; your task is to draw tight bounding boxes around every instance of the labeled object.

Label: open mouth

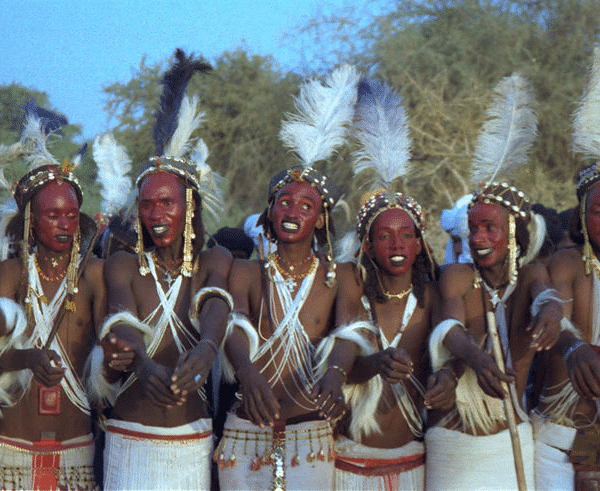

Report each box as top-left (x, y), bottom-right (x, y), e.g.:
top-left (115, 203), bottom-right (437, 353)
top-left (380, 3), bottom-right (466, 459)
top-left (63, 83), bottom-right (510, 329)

top-left (152, 225), bottom-right (169, 237)
top-left (281, 221), bottom-right (299, 232)
top-left (475, 248), bottom-right (493, 258)
top-left (55, 235), bottom-right (71, 243)
top-left (389, 255), bottom-right (406, 266)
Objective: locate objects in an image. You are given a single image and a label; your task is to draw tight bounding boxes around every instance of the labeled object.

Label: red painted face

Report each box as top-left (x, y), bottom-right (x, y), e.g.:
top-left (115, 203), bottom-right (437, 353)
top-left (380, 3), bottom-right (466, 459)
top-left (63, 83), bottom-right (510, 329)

top-left (34, 181), bottom-right (80, 253)
top-left (586, 182), bottom-right (600, 253)
top-left (367, 208), bottom-right (421, 276)
top-left (271, 181), bottom-right (324, 244)
top-left (468, 202), bottom-right (509, 269)
top-left (139, 171), bottom-right (186, 249)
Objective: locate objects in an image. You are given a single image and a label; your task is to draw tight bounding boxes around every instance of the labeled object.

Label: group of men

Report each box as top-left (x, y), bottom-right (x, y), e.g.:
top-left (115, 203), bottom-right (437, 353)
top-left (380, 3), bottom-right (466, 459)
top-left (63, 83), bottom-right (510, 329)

top-left (1, 60), bottom-right (600, 491)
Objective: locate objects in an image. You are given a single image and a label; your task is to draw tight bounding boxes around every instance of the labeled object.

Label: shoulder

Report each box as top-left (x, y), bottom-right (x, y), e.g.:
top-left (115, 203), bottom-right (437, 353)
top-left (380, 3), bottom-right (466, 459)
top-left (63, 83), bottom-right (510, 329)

top-left (439, 263), bottom-right (473, 294)
top-left (229, 257), bottom-right (262, 288)
top-left (336, 261), bottom-right (362, 293)
top-left (81, 256), bottom-right (105, 285)
top-left (199, 244), bottom-right (233, 275)
top-left (547, 247), bottom-right (583, 279)
top-left (0, 258), bottom-right (23, 297)
top-left (105, 250), bottom-right (137, 282)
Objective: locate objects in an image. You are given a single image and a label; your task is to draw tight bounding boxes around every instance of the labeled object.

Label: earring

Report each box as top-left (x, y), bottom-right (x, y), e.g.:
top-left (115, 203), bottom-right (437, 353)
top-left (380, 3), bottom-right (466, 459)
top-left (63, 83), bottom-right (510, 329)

top-left (182, 187), bottom-right (195, 277)
top-left (135, 208), bottom-right (149, 276)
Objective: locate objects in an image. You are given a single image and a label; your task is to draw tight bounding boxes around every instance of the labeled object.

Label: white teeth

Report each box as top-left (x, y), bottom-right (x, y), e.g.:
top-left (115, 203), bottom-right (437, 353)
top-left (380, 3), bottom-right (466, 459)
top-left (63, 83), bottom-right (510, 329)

top-left (153, 226), bottom-right (167, 234)
top-left (476, 248), bottom-right (493, 257)
top-left (282, 221), bottom-right (299, 231)
top-left (390, 255), bottom-right (406, 265)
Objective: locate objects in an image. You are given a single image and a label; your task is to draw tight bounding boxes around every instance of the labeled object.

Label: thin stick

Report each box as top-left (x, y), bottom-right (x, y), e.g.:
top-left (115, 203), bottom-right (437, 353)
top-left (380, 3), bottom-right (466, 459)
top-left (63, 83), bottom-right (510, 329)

top-left (486, 311), bottom-right (527, 491)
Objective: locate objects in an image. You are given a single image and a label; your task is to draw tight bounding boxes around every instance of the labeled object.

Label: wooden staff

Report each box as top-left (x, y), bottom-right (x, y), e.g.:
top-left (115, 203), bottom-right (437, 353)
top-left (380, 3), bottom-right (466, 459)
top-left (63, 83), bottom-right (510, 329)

top-left (486, 311), bottom-right (527, 491)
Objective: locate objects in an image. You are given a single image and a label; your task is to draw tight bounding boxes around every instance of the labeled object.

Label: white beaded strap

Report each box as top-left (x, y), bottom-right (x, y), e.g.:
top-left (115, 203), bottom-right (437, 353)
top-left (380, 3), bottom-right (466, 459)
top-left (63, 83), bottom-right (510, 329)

top-left (190, 287), bottom-right (234, 319)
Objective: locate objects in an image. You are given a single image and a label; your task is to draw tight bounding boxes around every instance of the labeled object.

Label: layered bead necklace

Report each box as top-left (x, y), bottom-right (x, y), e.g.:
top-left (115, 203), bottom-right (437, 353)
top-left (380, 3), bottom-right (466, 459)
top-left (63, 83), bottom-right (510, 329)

top-left (34, 253), bottom-right (68, 283)
top-left (151, 250), bottom-right (183, 288)
top-left (273, 252), bottom-right (318, 291)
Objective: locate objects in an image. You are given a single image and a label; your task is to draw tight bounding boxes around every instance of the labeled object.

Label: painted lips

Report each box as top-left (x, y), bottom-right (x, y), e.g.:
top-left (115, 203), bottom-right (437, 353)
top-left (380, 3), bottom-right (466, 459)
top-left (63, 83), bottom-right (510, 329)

top-left (389, 255), bottom-right (406, 266)
top-left (281, 220), bottom-right (299, 232)
top-left (151, 225), bottom-right (169, 237)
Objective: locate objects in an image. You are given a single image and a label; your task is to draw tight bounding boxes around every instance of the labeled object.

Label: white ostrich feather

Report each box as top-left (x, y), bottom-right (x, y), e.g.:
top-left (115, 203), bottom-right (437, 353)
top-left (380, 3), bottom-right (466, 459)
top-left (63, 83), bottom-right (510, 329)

top-left (20, 115), bottom-right (61, 170)
top-left (573, 45), bottom-right (600, 159)
top-left (0, 142), bottom-right (24, 190)
top-left (93, 132), bottom-right (133, 216)
top-left (470, 73), bottom-right (537, 185)
top-left (164, 94), bottom-right (205, 159)
top-left (190, 138), bottom-right (224, 220)
top-left (0, 200), bottom-right (18, 260)
top-left (280, 64), bottom-right (359, 166)
top-left (336, 230), bottom-right (360, 263)
top-left (352, 79), bottom-right (412, 188)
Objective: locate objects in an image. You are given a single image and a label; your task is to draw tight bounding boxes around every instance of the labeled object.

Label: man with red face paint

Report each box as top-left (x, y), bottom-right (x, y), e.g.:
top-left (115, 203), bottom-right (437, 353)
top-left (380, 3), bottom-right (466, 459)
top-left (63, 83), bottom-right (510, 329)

top-left (533, 162), bottom-right (600, 490)
top-left (311, 191), bottom-right (457, 491)
top-left (216, 166), bottom-right (345, 491)
top-left (86, 50), bottom-right (232, 490)
top-left (95, 159), bottom-right (232, 490)
top-left (425, 183), bottom-right (563, 490)
top-left (0, 148), bottom-right (106, 488)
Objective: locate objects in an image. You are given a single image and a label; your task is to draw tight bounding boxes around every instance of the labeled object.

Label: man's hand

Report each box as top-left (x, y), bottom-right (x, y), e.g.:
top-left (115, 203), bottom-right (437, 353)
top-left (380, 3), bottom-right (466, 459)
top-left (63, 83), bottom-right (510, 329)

top-left (425, 368), bottom-right (457, 411)
top-left (527, 300), bottom-right (562, 351)
top-left (468, 348), bottom-right (514, 399)
top-left (135, 356), bottom-right (183, 408)
top-left (27, 349), bottom-right (65, 387)
top-left (236, 365), bottom-right (281, 428)
top-left (101, 333), bottom-right (135, 373)
top-left (376, 347), bottom-right (413, 384)
top-left (566, 343), bottom-right (600, 400)
top-left (170, 342), bottom-right (217, 399)
top-left (310, 367), bottom-right (347, 421)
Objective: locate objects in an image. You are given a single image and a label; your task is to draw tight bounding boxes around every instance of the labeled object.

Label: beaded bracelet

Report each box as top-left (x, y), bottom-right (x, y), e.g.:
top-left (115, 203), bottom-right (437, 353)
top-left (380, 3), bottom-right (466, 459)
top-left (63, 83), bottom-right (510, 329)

top-left (327, 364), bottom-right (347, 381)
top-left (563, 340), bottom-right (587, 365)
top-left (199, 338), bottom-right (219, 355)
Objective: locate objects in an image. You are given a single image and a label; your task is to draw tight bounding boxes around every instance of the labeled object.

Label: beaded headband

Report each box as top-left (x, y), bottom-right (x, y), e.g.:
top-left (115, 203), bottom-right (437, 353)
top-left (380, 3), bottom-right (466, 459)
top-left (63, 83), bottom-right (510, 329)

top-left (357, 190), bottom-right (426, 241)
top-left (468, 182), bottom-right (530, 221)
top-left (576, 161), bottom-right (600, 201)
top-left (136, 156), bottom-right (201, 193)
top-left (13, 163), bottom-right (83, 213)
top-left (267, 166), bottom-right (342, 210)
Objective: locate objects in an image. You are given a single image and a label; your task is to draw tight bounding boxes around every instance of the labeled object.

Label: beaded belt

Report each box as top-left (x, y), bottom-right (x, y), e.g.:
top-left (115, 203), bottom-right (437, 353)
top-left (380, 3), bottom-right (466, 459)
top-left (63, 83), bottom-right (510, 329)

top-left (335, 452), bottom-right (425, 476)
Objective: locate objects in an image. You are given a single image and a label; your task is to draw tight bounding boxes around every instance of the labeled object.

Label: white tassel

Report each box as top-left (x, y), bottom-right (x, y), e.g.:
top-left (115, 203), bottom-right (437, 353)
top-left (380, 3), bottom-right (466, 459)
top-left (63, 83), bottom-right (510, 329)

top-left (352, 79), bottom-right (412, 188)
top-left (280, 64), bottom-right (359, 166)
top-left (93, 132), bottom-right (133, 216)
top-left (573, 45), bottom-right (600, 159)
top-left (470, 73), bottom-right (537, 185)
top-left (190, 139), bottom-right (225, 220)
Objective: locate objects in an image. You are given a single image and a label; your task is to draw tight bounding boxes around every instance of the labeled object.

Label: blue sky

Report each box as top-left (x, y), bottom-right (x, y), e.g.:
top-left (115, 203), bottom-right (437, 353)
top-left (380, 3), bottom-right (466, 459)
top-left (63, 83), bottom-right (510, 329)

top-left (0, 0), bottom-right (370, 141)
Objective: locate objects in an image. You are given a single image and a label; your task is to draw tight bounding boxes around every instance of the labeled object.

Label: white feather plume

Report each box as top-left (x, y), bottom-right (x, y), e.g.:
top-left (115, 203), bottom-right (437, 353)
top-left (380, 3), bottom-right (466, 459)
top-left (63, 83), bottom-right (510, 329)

top-left (470, 73), bottom-right (537, 185)
top-left (93, 132), bottom-right (133, 216)
top-left (573, 45), bottom-right (600, 159)
top-left (0, 200), bottom-right (18, 261)
top-left (20, 115), bottom-right (61, 170)
top-left (189, 138), bottom-right (224, 220)
top-left (164, 94), bottom-right (205, 159)
top-left (352, 79), bottom-right (412, 188)
top-left (280, 64), bottom-right (360, 166)
top-left (0, 142), bottom-right (24, 190)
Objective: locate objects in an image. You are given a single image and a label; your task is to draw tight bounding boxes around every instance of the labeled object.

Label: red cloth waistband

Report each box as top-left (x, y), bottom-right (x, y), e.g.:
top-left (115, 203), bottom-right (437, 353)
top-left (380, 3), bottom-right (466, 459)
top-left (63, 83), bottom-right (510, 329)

top-left (106, 424), bottom-right (211, 441)
top-left (335, 453), bottom-right (425, 477)
top-left (0, 436), bottom-right (92, 453)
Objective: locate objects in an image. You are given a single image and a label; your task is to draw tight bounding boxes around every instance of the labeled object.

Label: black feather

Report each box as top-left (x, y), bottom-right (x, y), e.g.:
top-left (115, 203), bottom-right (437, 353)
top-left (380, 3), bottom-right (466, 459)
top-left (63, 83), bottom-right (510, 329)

top-left (22, 100), bottom-right (68, 135)
top-left (153, 48), bottom-right (212, 155)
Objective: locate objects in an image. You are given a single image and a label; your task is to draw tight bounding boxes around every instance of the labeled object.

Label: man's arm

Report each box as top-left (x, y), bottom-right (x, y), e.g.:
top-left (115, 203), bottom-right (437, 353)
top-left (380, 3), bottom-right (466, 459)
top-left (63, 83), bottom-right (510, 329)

top-left (435, 264), bottom-right (513, 398)
top-left (548, 250), bottom-right (600, 399)
top-left (224, 258), bottom-right (280, 427)
top-left (0, 259), bottom-right (65, 386)
top-left (104, 252), bottom-right (182, 407)
top-left (170, 246), bottom-right (233, 397)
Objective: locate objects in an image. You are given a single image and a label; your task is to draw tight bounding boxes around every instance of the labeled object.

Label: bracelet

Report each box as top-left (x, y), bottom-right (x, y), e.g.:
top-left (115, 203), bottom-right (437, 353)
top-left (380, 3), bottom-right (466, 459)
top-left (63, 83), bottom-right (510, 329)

top-left (198, 338), bottom-right (219, 355)
top-left (192, 287), bottom-right (234, 318)
top-left (327, 364), bottom-right (347, 381)
top-left (438, 366), bottom-right (459, 385)
top-left (563, 340), bottom-right (587, 365)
